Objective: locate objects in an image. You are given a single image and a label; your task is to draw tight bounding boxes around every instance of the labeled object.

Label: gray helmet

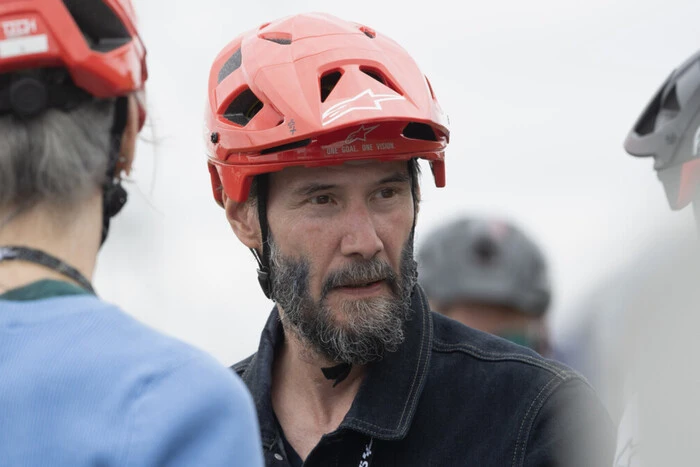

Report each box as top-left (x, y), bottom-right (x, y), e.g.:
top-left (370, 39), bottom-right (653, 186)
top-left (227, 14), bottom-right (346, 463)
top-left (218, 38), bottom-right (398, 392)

top-left (417, 217), bottom-right (551, 316)
top-left (624, 49), bottom-right (700, 210)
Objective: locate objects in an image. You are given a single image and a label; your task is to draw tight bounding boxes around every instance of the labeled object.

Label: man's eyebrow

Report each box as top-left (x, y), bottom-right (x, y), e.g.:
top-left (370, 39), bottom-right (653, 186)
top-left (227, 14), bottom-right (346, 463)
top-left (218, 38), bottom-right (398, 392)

top-left (293, 183), bottom-right (337, 197)
top-left (377, 172), bottom-right (411, 185)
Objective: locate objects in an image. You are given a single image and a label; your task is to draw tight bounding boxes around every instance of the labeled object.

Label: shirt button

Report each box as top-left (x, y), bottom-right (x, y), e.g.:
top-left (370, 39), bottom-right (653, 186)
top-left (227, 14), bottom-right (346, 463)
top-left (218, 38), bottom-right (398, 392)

top-left (274, 453), bottom-right (284, 461)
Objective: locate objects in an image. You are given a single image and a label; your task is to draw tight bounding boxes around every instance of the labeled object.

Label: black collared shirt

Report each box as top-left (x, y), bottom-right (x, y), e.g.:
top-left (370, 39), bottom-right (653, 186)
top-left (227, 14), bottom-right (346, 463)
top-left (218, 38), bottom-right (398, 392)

top-left (233, 286), bottom-right (615, 466)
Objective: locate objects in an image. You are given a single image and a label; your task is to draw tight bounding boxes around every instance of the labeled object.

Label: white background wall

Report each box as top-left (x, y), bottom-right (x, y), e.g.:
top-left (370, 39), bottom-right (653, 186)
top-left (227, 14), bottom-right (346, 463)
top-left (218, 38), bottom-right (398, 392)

top-left (95, 0), bottom-right (700, 365)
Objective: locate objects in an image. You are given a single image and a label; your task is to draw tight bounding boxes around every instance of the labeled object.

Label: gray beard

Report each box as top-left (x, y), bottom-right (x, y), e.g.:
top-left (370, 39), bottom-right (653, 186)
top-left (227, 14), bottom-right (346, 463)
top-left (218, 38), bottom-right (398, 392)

top-left (268, 237), bottom-right (417, 365)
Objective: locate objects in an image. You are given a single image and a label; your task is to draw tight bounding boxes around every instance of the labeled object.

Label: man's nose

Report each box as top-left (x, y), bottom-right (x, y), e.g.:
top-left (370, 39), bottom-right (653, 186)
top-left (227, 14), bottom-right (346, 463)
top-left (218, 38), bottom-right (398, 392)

top-left (339, 204), bottom-right (383, 260)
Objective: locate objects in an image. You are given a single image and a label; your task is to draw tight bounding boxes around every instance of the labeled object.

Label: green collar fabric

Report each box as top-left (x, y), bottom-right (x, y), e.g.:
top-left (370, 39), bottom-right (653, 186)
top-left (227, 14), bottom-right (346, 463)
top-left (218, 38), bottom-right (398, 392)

top-left (0, 279), bottom-right (90, 301)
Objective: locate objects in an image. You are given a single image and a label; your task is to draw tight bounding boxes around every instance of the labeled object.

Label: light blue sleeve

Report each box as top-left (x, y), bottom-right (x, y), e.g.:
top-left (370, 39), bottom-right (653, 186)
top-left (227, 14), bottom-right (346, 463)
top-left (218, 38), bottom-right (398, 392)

top-left (123, 353), bottom-right (264, 467)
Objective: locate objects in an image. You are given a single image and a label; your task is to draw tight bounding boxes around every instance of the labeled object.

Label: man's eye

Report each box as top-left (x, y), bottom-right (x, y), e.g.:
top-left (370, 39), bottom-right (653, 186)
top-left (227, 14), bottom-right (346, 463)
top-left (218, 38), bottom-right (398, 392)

top-left (378, 188), bottom-right (397, 199)
top-left (310, 195), bottom-right (331, 205)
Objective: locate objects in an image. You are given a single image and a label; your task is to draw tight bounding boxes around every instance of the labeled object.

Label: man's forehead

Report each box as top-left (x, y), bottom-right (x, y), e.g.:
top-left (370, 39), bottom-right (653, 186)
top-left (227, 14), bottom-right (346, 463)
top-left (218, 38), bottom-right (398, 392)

top-left (271, 160), bottom-right (409, 188)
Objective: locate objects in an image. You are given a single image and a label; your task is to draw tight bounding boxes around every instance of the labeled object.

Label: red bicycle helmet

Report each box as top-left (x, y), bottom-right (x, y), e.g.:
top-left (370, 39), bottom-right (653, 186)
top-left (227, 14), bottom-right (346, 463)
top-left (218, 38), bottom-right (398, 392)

top-left (0, 0), bottom-right (147, 127)
top-left (205, 12), bottom-right (449, 205)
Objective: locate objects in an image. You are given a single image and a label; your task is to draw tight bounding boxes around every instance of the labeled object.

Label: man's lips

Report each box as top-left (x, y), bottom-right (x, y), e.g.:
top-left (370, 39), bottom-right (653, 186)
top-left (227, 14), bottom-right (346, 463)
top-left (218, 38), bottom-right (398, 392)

top-left (335, 279), bottom-right (384, 289)
top-left (332, 279), bottom-right (387, 295)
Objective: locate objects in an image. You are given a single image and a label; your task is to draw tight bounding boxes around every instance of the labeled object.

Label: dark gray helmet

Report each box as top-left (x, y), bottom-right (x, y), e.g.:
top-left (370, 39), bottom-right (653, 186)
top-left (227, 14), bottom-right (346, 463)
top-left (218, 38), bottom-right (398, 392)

top-left (417, 217), bottom-right (551, 316)
top-left (624, 49), bottom-right (700, 210)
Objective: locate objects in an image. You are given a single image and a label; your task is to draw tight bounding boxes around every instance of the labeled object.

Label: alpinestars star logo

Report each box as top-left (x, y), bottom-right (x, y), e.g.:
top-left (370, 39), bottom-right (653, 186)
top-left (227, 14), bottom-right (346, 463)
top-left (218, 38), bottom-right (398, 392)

top-left (693, 125), bottom-right (700, 158)
top-left (345, 124), bottom-right (379, 144)
top-left (322, 89), bottom-right (405, 126)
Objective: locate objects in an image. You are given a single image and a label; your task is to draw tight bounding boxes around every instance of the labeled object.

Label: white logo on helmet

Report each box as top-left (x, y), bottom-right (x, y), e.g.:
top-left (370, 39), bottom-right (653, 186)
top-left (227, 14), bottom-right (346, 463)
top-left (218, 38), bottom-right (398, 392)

top-left (321, 89), bottom-right (405, 126)
top-left (2, 19), bottom-right (37, 38)
top-left (694, 125), bottom-right (700, 158)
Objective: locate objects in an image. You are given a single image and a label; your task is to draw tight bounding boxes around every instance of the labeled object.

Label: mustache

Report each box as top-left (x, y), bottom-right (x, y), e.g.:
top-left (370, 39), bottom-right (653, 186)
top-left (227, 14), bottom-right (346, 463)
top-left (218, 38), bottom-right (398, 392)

top-left (321, 258), bottom-right (400, 298)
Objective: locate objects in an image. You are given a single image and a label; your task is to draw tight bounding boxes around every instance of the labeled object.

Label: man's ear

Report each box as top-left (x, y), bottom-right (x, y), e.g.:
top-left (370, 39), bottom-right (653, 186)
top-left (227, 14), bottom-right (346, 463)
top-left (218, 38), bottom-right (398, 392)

top-left (115, 94), bottom-right (139, 176)
top-left (223, 192), bottom-right (261, 250)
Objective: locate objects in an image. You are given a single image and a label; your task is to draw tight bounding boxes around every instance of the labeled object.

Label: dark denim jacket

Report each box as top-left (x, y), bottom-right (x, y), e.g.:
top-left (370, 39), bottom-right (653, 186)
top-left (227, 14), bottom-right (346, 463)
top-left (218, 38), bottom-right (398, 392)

top-left (233, 286), bottom-right (615, 466)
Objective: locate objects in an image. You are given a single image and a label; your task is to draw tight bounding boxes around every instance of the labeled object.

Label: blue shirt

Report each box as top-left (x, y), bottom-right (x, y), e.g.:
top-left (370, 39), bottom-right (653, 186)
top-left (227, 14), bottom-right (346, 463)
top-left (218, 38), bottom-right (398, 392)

top-left (0, 283), bottom-right (263, 466)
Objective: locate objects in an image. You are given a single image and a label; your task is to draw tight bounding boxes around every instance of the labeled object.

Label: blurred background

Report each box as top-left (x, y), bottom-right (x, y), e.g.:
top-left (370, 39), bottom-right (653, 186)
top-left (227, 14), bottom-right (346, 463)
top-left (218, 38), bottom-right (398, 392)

top-left (94, 0), bottom-right (699, 422)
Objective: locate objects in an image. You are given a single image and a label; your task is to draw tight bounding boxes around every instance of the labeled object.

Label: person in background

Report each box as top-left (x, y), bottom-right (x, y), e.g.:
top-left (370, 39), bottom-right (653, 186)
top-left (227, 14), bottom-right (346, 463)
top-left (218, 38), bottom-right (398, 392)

top-left (204, 12), bottom-right (614, 466)
top-left (0, 1), bottom-right (262, 465)
top-left (611, 48), bottom-right (700, 467)
top-left (418, 216), bottom-right (552, 356)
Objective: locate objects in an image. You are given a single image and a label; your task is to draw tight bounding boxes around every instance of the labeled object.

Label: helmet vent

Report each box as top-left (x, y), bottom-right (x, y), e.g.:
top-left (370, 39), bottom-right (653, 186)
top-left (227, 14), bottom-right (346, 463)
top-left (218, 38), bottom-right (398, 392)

top-left (218, 48), bottom-right (242, 84)
top-left (661, 85), bottom-right (680, 112)
top-left (360, 67), bottom-right (402, 95)
top-left (260, 138), bottom-right (312, 155)
top-left (320, 70), bottom-right (342, 102)
top-left (403, 122), bottom-right (437, 141)
top-left (634, 73), bottom-right (673, 136)
top-left (359, 26), bottom-right (376, 38)
top-left (62, 0), bottom-right (131, 52)
top-left (260, 32), bottom-right (292, 45)
top-left (223, 87), bottom-right (263, 126)
top-left (473, 236), bottom-right (498, 265)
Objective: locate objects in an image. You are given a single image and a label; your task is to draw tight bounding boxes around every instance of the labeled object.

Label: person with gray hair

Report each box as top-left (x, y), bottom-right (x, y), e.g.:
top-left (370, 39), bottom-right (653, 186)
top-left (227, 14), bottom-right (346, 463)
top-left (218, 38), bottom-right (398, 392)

top-left (418, 216), bottom-right (552, 355)
top-left (0, 1), bottom-right (262, 465)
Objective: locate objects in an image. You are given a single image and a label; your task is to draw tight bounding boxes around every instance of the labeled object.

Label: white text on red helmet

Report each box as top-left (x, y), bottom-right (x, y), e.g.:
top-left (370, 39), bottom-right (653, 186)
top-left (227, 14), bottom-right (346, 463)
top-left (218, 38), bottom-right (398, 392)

top-left (2, 19), bottom-right (37, 39)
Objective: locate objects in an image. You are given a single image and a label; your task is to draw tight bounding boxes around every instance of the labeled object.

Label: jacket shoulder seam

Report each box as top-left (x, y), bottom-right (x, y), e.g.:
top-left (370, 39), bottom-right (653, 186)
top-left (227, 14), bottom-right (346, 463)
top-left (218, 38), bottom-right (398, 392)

top-left (432, 338), bottom-right (572, 378)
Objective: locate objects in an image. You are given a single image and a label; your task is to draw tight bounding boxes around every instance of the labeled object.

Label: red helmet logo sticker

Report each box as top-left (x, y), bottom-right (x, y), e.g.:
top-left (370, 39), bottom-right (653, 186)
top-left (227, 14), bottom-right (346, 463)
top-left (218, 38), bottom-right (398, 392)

top-left (344, 124), bottom-right (379, 144)
top-left (322, 89), bottom-right (405, 126)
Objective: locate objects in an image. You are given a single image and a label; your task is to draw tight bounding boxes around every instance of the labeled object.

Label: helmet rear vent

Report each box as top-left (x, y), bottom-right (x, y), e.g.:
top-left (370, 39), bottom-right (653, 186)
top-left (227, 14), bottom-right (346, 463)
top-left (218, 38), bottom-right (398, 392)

top-left (360, 67), bottom-right (402, 95)
top-left (218, 48), bottom-right (242, 84)
top-left (260, 138), bottom-right (312, 155)
top-left (62, 0), bottom-right (130, 52)
top-left (223, 87), bottom-right (263, 126)
top-left (320, 70), bottom-right (343, 102)
top-left (403, 122), bottom-right (437, 141)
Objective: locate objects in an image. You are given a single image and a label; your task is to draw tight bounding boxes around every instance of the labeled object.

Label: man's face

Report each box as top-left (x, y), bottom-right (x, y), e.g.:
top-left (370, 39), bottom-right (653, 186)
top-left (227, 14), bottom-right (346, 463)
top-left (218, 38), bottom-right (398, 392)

top-left (266, 160), bottom-right (417, 364)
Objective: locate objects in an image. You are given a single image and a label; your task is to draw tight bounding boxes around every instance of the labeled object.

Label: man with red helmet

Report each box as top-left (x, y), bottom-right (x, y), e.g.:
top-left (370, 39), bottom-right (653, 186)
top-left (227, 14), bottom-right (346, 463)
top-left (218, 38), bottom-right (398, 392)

top-left (206, 13), bottom-right (614, 466)
top-left (0, 1), bottom-right (262, 465)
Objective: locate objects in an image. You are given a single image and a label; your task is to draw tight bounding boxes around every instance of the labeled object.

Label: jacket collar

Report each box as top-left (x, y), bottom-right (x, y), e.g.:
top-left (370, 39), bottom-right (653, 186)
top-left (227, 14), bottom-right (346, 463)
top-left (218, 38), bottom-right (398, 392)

top-left (240, 286), bottom-right (433, 446)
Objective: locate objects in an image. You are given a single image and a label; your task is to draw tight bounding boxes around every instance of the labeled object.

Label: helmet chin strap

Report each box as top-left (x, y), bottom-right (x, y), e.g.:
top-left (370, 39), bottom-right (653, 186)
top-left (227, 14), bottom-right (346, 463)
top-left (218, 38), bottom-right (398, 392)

top-left (101, 96), bottom-right (130, 245)
top-left (251, 174), bottom-right (272, 299)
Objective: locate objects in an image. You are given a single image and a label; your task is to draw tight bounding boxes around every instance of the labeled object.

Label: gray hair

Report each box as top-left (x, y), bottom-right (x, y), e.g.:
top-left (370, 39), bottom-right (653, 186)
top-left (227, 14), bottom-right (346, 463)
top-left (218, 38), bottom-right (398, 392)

top-left (0, 98), bottom-right (115, 213)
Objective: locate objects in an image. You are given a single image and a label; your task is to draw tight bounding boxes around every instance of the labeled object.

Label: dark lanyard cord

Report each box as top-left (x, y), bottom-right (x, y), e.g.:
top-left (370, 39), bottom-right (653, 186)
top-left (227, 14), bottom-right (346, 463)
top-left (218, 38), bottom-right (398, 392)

top-left (0, 246), bottom-right (95, 294)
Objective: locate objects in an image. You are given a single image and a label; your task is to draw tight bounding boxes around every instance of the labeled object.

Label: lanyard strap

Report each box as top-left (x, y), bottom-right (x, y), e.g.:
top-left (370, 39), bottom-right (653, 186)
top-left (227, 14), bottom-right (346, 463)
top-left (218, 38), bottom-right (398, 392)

top-left (0, 246), bottom-right (95, 294)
